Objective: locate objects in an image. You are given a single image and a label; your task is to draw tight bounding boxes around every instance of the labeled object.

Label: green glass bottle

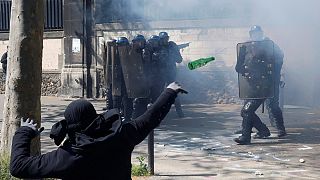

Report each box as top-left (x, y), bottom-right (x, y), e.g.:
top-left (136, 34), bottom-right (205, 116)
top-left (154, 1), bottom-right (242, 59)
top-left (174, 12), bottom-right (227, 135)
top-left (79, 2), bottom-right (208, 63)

top-left (187, 56), bottom-right (215, 70)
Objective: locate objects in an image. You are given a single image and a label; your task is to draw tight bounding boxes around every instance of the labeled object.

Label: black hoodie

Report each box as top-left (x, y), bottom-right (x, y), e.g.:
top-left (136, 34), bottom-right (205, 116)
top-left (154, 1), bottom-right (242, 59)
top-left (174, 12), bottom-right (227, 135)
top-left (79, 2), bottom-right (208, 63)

top-left (10, 89), bottom-right (177, 180)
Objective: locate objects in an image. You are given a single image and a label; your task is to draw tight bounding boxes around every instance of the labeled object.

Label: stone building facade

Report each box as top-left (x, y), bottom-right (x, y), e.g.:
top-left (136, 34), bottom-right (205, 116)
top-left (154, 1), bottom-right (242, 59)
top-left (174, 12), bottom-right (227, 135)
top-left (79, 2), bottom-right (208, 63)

top-left (0, 33), bottom-right (63, 96)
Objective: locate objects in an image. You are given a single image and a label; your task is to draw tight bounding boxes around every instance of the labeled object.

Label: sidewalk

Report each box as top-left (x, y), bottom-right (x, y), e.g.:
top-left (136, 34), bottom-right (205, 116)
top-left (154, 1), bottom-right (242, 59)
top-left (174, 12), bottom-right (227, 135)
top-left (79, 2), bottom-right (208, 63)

top-left (1, 95), bottom-right (320, 179)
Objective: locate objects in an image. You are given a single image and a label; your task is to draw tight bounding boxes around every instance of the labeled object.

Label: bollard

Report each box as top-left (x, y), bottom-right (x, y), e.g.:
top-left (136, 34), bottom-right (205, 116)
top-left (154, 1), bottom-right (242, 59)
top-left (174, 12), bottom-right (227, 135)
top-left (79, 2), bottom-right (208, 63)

top-left (148, 130), bottom-right (154, 175)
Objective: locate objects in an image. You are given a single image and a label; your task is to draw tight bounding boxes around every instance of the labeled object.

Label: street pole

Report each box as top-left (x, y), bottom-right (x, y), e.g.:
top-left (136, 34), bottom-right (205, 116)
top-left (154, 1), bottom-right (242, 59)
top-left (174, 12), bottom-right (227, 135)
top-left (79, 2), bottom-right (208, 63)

top-left (148, 130), bottom-right (154, 175)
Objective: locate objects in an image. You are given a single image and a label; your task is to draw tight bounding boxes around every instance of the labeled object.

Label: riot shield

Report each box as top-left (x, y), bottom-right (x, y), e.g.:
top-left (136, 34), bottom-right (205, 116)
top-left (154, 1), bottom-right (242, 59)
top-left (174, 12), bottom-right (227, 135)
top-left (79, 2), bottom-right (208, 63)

top-left (237, 40), bottom-right (275, 99)
top-left (117, 45), bottom-right (149, 98)
top-left (105, 40), bottom-right (116, 87)
top-left (111, 43), bottom-right (123, 96)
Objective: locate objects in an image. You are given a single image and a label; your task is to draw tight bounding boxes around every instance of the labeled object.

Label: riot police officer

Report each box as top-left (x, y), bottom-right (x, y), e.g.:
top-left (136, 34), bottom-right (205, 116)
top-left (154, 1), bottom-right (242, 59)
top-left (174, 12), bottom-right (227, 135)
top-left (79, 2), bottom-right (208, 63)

top-left (258, 27), bottom-right (287, 138)
top-left (109, 37), bottom-right (132, 121)
top-left (234, 25), bottom-right (286, 145)
top-left (143, 35), bottom-right (165, 104)
top-left (103, 40), bottom-right (116, 110)
top-left (158, 32), bottom-right (184, 118)
top-left (123, 34), bottom-right (150, 119)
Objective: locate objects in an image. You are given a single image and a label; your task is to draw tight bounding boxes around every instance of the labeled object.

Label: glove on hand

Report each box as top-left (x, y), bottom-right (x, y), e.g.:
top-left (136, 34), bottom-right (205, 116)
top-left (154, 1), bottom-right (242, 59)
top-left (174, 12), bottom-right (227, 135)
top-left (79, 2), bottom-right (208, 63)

top-left (166, 82), bottom-right (188, 94)
top-left (21, 118), bottom-right (44, 137)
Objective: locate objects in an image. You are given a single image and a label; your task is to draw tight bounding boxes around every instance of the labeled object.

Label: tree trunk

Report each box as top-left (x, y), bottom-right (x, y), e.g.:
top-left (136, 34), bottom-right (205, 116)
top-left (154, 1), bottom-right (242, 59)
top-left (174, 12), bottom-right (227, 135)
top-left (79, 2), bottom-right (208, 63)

top-left (0, 0), bottom-right (44, 155)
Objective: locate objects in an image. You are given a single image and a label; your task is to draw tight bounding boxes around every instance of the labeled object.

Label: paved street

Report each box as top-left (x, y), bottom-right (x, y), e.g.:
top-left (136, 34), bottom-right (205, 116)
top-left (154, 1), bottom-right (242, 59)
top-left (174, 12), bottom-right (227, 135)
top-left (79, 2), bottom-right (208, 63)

top-left (0, 94), bottom-right (319, 179)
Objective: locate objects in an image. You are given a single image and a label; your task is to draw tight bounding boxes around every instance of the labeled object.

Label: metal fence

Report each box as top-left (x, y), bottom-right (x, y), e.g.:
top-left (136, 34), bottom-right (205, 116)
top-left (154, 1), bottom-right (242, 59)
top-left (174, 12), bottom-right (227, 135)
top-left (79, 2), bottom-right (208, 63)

top-left (44, 0), bottom-right (63, 30)
top-left (0, 0), bottom-right (63, 32)
top-left (0, 0), bottom-right (11, 32)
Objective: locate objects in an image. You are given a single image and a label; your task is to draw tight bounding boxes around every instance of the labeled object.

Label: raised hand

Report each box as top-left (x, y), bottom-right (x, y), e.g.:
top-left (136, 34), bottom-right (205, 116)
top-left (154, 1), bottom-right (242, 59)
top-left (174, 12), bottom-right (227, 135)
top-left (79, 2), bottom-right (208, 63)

top-left (20, 118), bottom-right (44, 136)
top-left (166, 82), bottom-right (188, 94)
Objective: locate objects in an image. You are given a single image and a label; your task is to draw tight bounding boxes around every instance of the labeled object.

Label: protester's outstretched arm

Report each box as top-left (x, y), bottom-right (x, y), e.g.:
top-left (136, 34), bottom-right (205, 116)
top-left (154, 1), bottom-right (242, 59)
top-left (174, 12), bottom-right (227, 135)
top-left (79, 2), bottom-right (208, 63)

top-left (10, 118), bottom-right (66, 179)
top-left (122, 82), bottom-right (187, 146)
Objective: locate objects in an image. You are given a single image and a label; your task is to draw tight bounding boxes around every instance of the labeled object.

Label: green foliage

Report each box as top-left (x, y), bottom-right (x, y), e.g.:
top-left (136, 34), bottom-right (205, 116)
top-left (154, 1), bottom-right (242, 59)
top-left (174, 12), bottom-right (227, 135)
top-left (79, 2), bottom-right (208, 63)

top-left (0, 154), bottom-right (17, 180)
top-left (131, 156), bottom-right (150, 176)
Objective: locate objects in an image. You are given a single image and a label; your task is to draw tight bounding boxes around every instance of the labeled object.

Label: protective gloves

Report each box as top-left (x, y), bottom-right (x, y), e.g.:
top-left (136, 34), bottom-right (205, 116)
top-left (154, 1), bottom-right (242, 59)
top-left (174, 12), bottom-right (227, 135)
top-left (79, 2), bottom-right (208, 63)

top-left (166, 82), bottom-right (188, 94)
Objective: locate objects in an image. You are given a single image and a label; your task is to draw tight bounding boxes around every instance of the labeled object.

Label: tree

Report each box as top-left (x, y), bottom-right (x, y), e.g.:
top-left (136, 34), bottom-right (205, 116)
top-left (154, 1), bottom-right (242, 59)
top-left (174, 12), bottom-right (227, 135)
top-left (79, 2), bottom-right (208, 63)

top-left (0, 0), bottom-right (44, 155)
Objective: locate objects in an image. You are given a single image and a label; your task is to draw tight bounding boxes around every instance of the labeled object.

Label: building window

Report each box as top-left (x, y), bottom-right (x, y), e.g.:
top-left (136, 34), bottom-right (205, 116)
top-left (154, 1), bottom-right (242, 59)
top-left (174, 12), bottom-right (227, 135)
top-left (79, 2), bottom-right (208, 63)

top-left (0, 0), bottom-right (63, 33)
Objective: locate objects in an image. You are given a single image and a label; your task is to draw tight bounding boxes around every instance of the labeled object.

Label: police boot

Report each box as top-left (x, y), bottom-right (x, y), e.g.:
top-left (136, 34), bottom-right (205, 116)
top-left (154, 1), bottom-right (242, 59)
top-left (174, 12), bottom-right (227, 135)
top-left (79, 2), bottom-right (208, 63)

top-left (234, 118), bottom-right (252, 145)
top-left (252, 116), bottom-right (271, 139)
top-left (273, 112), bottom-right (287, 138)
top-left (275, 119), bottom-right (286, 137)
top-left (277, 125), bottom-right (287, 138)
top-left (253, 130), bottom-right (271, 139)
top-left (234, 135), bottom-right (251, 145)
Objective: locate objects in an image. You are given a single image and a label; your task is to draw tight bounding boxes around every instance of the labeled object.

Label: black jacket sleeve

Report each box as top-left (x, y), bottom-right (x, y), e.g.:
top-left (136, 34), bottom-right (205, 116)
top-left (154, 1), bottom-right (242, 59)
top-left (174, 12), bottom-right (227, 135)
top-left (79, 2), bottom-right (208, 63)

top-left (169, 42), bottom-right (183, 63)
top-left (10, 127), bottom-right (73, 179)
top-left (121, 88), bottom-right (177, 146)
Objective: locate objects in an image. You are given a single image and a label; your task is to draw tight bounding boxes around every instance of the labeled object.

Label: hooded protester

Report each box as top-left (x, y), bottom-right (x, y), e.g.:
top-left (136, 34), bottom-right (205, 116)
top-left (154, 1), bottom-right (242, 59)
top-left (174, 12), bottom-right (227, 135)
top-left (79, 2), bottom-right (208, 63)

top-left (10, 82), bottom-right (187, 180)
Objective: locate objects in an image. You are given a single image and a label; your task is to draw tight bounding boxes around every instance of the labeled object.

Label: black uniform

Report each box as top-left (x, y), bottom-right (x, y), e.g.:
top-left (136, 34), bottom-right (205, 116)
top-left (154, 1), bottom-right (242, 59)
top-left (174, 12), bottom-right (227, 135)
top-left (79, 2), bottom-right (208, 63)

top-left (131, 35), bottom-right (150, 119)
top-left (104, 40), bottom-right (116, 110)
top-left (265, 41), bottom-right (286, 136)
top-left (10, 89), bottom-right (178, 180)
top-left (235, 38), bottom-right (286, 144)
top-left (143, 35), bottom-right (165, 103)
top-left (159, 42), bottom-right (184, 117)
top-left (112, 37), bottom-right (133, 121)
top-left (159, 32), bottom-right (184, 117)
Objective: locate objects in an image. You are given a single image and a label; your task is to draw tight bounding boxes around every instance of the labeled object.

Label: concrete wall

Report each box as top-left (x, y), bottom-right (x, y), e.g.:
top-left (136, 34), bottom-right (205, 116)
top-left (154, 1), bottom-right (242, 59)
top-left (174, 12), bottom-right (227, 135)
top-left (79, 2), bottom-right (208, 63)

top-left (0, 32), bottom-right (63, 96)
top-left (1, 39), bottom-right (62, 70)
top-left (42, 39), bottom-right (62, 70)
top-left (0, 32), bottom-right (63, 71)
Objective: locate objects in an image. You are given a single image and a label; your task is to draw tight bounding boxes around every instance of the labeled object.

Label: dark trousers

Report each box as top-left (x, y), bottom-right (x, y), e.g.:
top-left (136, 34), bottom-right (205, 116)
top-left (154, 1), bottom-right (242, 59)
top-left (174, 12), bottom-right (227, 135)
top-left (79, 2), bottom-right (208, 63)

top-left (112, 85), bottom-right (134, 121)
top-left (105, 85), bottom-right (113, 110)
top-left (166, 75), bottom-right (183, 116)
top-left (113, 95), bottom-right (133, 121)
top-left (265, 86), bottom-right (286, 133)
top-left (241, 99), bottom-right (270, 139)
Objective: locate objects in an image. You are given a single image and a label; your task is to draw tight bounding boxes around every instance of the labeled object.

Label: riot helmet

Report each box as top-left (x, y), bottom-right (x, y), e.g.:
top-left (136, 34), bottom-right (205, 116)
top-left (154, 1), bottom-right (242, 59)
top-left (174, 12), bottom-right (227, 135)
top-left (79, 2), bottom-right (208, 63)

top-left (159, 32), bottom-right (169, 46)
top-left (116, 37), bottom-right (129, 46)
top-left (249, 25), bottom-right (264, 41)
top-left (132, 34), bottom-right (146, 49)
top-left (147, 35), bottom-right (160, 50)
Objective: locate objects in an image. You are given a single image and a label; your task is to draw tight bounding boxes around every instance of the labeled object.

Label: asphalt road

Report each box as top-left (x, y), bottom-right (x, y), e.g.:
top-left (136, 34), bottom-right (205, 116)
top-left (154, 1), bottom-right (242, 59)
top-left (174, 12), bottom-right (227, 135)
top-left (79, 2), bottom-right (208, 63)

top-left (0, 95), bottom-right (319, 179)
